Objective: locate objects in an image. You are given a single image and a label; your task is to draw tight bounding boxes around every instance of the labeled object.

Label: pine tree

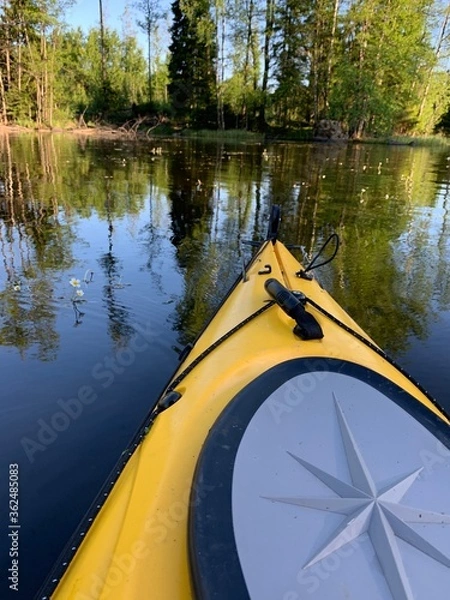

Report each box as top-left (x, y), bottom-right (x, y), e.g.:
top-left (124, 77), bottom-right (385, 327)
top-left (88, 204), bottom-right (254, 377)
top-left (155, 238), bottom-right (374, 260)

top-left (272, 0), bottom-right (308, 127)
top-left (168, 0), bottom-right (217, 127)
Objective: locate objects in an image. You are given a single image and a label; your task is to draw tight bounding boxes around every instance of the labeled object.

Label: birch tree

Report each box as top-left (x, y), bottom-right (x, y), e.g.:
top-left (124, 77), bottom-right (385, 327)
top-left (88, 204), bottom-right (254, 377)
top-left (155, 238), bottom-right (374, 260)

top-left (331, 0), bottom-right (435, 136)
top-left (134, 0), bottom-right (164, 103)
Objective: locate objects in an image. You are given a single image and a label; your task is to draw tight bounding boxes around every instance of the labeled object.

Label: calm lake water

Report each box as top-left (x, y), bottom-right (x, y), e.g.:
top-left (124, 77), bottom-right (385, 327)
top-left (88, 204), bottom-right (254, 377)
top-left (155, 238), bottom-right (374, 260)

top-left (1, 133), bottom-right (450, 598)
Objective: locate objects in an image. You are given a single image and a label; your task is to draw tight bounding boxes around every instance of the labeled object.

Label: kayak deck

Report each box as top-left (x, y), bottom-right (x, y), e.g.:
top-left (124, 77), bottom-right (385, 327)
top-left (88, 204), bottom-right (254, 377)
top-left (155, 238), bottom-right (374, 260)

top-left (40, 237), bottom-right (449, 600)
top-left (190, 359), bottom-right (450, 600)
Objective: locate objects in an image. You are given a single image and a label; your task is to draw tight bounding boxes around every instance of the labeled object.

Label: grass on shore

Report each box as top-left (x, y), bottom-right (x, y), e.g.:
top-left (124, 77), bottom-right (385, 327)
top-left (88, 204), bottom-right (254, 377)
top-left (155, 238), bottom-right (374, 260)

top-left (152, 125), bottom-right (315, 142)
top-left (2, 120), bottom-right (450, 148)
top-left (355, 134), bottom-right (450, 147)
top-left (176, 128), bottom-right (265, 142)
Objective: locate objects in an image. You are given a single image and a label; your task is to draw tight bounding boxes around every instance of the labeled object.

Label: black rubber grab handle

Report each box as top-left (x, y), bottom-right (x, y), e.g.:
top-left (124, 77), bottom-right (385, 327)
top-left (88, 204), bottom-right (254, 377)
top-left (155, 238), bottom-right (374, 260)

top-left (264, 278), bottom-right (323, 340)
top-left (265, 278), bottom-right (302, 318)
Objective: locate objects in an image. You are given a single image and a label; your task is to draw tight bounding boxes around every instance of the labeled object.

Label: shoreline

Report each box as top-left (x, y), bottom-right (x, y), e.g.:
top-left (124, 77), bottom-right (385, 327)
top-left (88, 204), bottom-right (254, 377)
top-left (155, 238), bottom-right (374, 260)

top-left (0, 124), bottom-right (137, 139)
top-left (1, 124), bottom-right (449, 147)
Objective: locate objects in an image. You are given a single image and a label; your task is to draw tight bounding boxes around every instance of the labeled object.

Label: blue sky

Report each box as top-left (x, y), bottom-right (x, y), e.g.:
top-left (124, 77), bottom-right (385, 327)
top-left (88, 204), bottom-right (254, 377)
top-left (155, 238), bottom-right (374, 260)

top-left (65, 0), bottom-right (122, 32)
top-left (64, 0), bottom-right (171, 51)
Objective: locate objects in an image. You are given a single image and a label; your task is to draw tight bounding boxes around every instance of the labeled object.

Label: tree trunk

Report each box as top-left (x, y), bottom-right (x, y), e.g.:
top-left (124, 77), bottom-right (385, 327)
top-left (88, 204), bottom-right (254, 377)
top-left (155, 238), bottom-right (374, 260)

top-left (311, 37), bottom-right (319, 124)
top-left (0, 67), bottom-right (8, 124)
top-left (354, 16), bottom-right (369, 137)
top-left (99, 0), bottom-right (107, 105)
top-left (147, 25), bottom-right (152, 103)
top-left (5, 10), bottom-right (11, 89)
top-left (48, 31), bottom-right (58, 128)
top-left (41, 26), bottom-right (49, 125)
top-left (241, 0), bottom-right (254, 129)
top-left (418, 7), bottom-right (450, 119)
top-left (325, 0), bottom-right (340, 114)
top-left (24, 28), bottom-right (42, 125)
top-left (215, 0), bottom-right (225, 130)
top-left (259, 0), bottom-right (275, 131)
top-left (18, 44), bottom-right (22, 93)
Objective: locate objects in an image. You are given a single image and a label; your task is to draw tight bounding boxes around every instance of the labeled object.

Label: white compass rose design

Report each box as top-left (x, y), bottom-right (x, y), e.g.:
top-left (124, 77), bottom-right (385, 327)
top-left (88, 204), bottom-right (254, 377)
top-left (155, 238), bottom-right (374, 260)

top-left (264, 394), bottom-right (450, 600)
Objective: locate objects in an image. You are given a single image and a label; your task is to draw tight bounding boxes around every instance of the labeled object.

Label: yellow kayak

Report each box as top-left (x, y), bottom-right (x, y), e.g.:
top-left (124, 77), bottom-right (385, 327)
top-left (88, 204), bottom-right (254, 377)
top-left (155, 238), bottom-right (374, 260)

top-left (39, 207), bottom-right (450, 600)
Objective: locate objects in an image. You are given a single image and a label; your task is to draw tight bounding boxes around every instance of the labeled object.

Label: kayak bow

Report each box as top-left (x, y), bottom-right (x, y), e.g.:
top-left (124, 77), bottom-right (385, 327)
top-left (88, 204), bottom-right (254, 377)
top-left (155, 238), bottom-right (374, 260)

top-left (39, 206), bottom-right (450, 600)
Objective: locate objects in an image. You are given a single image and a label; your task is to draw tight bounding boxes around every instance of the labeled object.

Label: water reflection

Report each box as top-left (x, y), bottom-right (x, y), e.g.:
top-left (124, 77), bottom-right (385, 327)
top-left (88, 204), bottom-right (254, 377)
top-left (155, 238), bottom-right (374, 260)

top-left (0, 135), bottom-right (73, 359)
top-left (1, 134), bottom-right (450, 361)
top-left (98, 180), bottom-right (136, 346)
top-left (166, 143), bottom-right (219, 343)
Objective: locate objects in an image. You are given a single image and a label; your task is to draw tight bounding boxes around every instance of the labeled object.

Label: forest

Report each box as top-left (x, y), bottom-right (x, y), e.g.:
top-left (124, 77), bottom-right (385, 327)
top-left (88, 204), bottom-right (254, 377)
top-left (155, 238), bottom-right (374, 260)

top-left (1, 0), bottom-right (450, 137)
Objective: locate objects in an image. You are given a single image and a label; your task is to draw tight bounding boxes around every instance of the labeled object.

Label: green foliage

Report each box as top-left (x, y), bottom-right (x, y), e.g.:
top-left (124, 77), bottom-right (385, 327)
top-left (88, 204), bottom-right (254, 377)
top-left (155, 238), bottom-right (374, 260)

top-left (55, 28), bottom-right (89, 119)
top-left (419, 71), bottom-right (450, 134)
top-left (79, 28), bottom-right (147, 116)
top-left (120, 35), bottom-right (148, 106)
top-left (0, 2), bottom-right (147, 126)
top-left (225, 0), bottom-right (261, 129)
top-left (152, 53), bottom-right (169, 106)
top-left (329, 0), bottom-right (437, 137)
top-left (222, 72), bottom-right (263, 129)
top-left (0, 0), bottom-right (449, 135)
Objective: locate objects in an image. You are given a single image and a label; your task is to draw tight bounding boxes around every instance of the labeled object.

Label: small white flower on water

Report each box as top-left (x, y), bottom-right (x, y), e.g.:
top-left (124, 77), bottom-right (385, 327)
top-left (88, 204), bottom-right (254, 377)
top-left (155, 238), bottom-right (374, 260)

top-left (70, 278), bottom-right (81, 288)
top-left (76, 289), bottom-right (84, 297)
top-left (13, 284), bottom-right (21, 291)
